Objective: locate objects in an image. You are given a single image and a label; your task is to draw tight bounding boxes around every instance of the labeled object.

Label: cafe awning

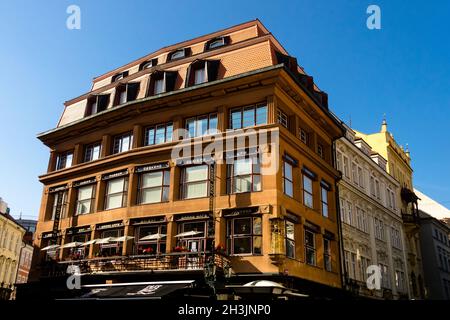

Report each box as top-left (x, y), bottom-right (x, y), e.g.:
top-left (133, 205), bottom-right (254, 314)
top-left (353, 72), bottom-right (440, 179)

top-left (95, 237), bottom-right (114, 244)
top-left (175, 231), bottom-right (202, 238)
top-left (41, 244), bottom-right (60, 251)
top-left (61, 280), bottom-right (195, 301)
top-left (81, 239), bottom-right (98, 246)
top-left (139, 233), bottom-right (166, 241)
top-left (60, 242), bottom-right (83, 249)
top-left (111, 236), bottom-right (134, 242)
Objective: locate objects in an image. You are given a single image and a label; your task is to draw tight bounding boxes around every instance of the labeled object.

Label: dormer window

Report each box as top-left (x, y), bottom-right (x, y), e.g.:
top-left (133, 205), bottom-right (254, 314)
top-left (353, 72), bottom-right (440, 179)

top-left (186, 60), bottom-right (220, 87)
top-left (139, 58), bottom-right (158, 71)
top-left (205, 36), bottom-right (229, 51)
top-left (111, 71), bottom-right (129, 83)
top-left (167, 48), bottom-right (191, 62)
top-left (85, 94), bottom-right (110, 116)
top-left (148, 71), bottom-right (178, 96)
top-left (114, 82), bottom-right (140, 106)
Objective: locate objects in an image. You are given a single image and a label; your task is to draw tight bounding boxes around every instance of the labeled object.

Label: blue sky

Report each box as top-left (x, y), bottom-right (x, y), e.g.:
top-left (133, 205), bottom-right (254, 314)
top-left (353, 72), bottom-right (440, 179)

top-left (0, 0), bottom-right (449, 219)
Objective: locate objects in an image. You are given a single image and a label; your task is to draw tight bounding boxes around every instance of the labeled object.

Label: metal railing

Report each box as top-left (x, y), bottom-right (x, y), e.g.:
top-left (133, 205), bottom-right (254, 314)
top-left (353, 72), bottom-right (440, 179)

top-left (41, 251), bottom-right (230, 277)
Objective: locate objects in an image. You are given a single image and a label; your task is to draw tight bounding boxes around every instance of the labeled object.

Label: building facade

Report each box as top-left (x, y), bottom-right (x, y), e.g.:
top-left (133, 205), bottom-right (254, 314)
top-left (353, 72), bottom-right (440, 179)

top-left (355, 120), bottom-right (425, 299)
top-left (336, 125), bottom-right (409, 299)
top-left (29, 20), bottom-right (345, 300)
top-left (415, 189), bottom-right (450, 300)
top-left (0, 198), bottom-right (26, 300)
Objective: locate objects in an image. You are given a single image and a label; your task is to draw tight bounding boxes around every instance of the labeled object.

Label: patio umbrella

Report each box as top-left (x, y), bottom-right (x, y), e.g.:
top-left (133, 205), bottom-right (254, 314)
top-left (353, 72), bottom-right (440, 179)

top-left (174, 231), bottom-right (202, 238)
top-left (60, 242), bottom-right (83, 249)
top-left (111, 236), bottom-right (134, 242)
top-left (81, 239), bottom-right (98, 246)
top-left (41, 244), bottom-right (60, 251)
top-left (95, 237), bottom-right (114, 244)
top-left (139, 233), bottom-right (166, 241)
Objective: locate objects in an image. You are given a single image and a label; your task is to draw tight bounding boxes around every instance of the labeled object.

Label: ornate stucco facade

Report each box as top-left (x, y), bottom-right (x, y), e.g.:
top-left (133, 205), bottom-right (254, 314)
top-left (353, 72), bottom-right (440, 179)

top-left (336, 125), bottom-right (409, 299)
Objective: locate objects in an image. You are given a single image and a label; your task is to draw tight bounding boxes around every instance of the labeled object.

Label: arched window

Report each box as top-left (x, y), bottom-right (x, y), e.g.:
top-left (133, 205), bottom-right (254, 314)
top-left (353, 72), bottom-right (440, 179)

top-left (205, 36), bottom-right (229, 51)
top-left (167, 48), bottom-right (191, 62)
top-left (139, 58), bottom-right (158, 71)
top-left (111, 71), bottom-right (129, 83)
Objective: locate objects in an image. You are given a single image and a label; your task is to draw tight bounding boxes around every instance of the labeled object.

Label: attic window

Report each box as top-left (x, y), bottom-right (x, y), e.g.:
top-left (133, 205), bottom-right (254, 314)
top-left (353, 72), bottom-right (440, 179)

top-left (167, 48), bottom-right (191, 62)
top-left (205, 36), bottom-right (229, 51)
top-left (113, 82), bottom-right (140, 106)
top-left (111, 71), bottom-right (129, 83)
top-left (185, 60), bottom-right (220, 87)
top-left (139, 58), bottom-right (158, 71)
top-left (148, 71), bottom-right (178, 96)
top-left (85, 94), bottom-right (110, 116)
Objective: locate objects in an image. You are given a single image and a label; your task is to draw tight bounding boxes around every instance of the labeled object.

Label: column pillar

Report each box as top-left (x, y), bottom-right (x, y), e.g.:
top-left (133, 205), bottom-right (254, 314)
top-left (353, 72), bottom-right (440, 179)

top-left (122, 220), bottom-right (134, 256)
top-left (101, 134), bottom-right (111, 158)
top-left (133, 124), bottom-right (142, 149)
top-left (166, 215), bottom-right (177, 253)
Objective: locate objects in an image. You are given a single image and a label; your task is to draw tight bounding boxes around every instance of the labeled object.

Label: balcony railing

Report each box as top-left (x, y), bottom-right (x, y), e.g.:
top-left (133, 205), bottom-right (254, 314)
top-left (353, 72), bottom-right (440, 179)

top-left (41, 251), bottom-right (230, 277)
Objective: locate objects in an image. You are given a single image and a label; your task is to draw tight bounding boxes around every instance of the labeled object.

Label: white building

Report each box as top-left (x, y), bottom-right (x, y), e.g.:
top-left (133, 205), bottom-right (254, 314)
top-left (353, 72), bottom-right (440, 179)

top-left (336, 125), bottom-right (409, 299)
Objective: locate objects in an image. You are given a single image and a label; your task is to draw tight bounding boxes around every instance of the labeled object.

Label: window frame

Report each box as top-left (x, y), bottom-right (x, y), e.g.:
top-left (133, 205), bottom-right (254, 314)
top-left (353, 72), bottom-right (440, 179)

top-left (302, 174), bottom-right (314, 209)
top-left (285, 220), bottom-right (295, 259)
top-left (226, 216), bottom-right (262, 256)
top-left (181, 164), bottom-right (210, 200)
top-left (83, 142), bottom-right (102, 163)
top-left (143, 122), bottom-right (173, 146)
top-left (75, 183), bottom-right (96, 215)
top-left (185, 113), bottom-right (218, 138)
top-left (229, 103), bottom-right (268, 129)
top-left (226, 157), bottom-right (261, 194)
top-left (112, 132), bottom-right (133, 154)
top-left (56, 151), bottom-right (73, 170)
top-left (104, 176), bottom-right (129, 210)
top-left (137, 169), bottom-right (170, 205)
top-left (305, 229), bottom-right (316, 266)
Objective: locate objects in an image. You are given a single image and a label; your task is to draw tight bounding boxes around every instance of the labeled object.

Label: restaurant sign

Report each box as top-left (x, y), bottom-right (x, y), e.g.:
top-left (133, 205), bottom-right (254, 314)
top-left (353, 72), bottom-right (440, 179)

top-left (222, 206), bottom-right (260, 217)
top-left (135, 162), bottom-right (170, 173)
top-left (97, 221), bottom-right (124, 230)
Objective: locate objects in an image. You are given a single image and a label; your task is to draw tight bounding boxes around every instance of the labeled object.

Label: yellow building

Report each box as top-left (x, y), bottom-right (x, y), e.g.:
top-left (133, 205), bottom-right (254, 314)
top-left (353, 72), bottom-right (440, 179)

top-left (0, 198), bottom-right (26, 300)
top-left (354, 120), bottom-right (425, 299)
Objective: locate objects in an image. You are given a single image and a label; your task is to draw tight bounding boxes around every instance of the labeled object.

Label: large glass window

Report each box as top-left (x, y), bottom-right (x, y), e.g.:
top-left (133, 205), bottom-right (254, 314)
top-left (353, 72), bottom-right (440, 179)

top-left (305, 229), bottom-right (316, 266)
top-left (176, 220), bottom-right (212, 252)
top-left (194, 67), bottom-right (206, 85)
top-left (84, 142), bottom-right (101, 162)
top-left (227, 158), bottom-right (261, 194)
top-left (112, 132), bottom-right (133, 154)
top-left (135, 224), bottom-right (167, 255)
top-left (226, 216), bottom-right (262, 255)
top-left (230, 104), bottom-right (267, 129)
top-left (181, 165), bottom-right (209, 199)
top-left (283, 161), bottom-right (293, 197)
top-left (303, 174), bottom-right (314, 208)
top-left (186, 113), bottom-right (218, 137)
top-left (138, 170), bottom-right (170, 204)
top-left (104, 177), bottom-right (128, 210)
top-left (56, 151), bottom-right (73, 170)
top-left (285, 220), bottom-right (295, 259)
top-left (75, 184), bottom-right (96, 215)
top-left (144, 122), bottom-right (173, 146)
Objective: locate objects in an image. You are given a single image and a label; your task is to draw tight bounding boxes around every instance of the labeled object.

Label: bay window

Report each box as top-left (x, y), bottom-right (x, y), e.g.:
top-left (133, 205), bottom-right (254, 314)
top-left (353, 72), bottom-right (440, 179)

top-left (138, 170), bottom-right (170, 204)
top-left (226, 216), bottom-right (262, 255)
top-left (181, 165), bottom-right (209, 199)
top-left (227, 157), bottom-right (261, 194)
top-left (104, 176), bottom-right (128, 210)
